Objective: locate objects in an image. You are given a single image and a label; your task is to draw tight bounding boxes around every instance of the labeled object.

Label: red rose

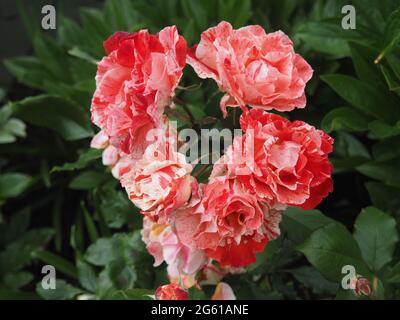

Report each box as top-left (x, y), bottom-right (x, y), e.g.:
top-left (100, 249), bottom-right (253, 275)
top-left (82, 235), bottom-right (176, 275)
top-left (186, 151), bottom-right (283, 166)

top-left (91, 26), bottom-right (186, 157)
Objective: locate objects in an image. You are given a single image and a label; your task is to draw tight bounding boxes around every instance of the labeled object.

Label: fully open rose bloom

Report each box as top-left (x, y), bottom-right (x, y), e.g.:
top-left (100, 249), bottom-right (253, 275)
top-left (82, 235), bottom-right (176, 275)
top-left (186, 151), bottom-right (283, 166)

top-left (91, 26), bottom-right (186, 157)
top-left (141, 216), bottom-right (206, 276)
top-left (175, 177), bottom-right (282, 267)
top-left (187, 21), bottom-right (313, 117)
top-left (120, 140), bottom-right (193, 224)
top-left (212, 109), bottom-right (334, 209)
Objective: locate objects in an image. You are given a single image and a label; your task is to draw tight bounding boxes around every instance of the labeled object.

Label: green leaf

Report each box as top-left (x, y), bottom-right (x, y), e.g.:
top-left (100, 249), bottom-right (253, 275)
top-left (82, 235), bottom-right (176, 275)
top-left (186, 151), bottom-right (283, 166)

top-left (321, 74), bottom-right (400, 123)
top-left (188, 287), bottom-right (207, 300)
top-left (298, 223), bottom-right (371, 282)
top-left (353, 207), bottom-right (399, 271)
top-left (298, 19), bottom-right (374, 43)
top-left (181, 0), bottom-right (208, 35)
top-left (11, 95), bottom-right (93, 141)
top-left (3, 271), bottom-right (34, 290)
top-left (33, 34), bottom-right (72, 81)
top-left (357, 159), bottom-right (400, 188)
top-left (58, 16), bottom-right (83, 47)
top-left (380, 63), bottom-right (400, 94)
top-left (81, 203), bottom-right (99, 243)
top-left (385, 262), bottom-right (400, 283)
top-left (0, 288), bottom-right (39, 300)
top-left (3, 118), bottom-right (26, 137)
top-left (31, 250), bottom-right (78, 279)
top-left (349, 42), bottom-right (383, 84)
top-left (85, 238), bottom-right (115, 266)
top-left (105, 288), bottom-right (153, 300)
top-left (0, 228), bottom-right (54, 274)
top-left (375, 8), bottom-right (400, 64)
top-left (0, 105), bottom-right (27, 143)
top-left (84, 233), bottom-right (143, 291)
top-left (4, 56), bottom-right (48, 90)
top-left (297, 19), bottom-right (374, 57)
top-left (107, 260), bottom-right (137, 290)
top-left (299, 34), bottom-right (350, 57)
top-left (282, 207), bottom-right (335, 244)
top-left (68, 47), bottom-right (98, 65)
top-left (386, 54), bottom-right (400, 80)
top-left (246, 238), bottom-right (281, 273)
top-left (368, 120), bottom-right (400, 139)
top-left (98, 187), bottom-right (137, 229)
top-left (52, 149), bottom-right (102, 172)
top-left (365, 182), bottom-right (400, 215)
top-left (104, 0), bottom-right (141, 31)
top-left (321, 107), bottom-right (371, 133)
top-left (372, 136), bottom-right (400, 162)
top-left (15, 0), bottom-right (40, 40)
top-left (69, 171), bottom-right (108, 190)
top-left (79, 8), bottom-right (109, 58)
top-left (289, 266), bottom-right (338, 296)
top-left (218, 0), bottom-right (251, 28)
top-left (77, 260), bottom-right (98, 292)
top-left (0, 88), bottom-right (5, 102)
top-left (0, 173), bottom-right (32, 199)
top-left (36, 280), bottom-right (82, 300)
top-left (0, 208), bottom-right (30, 247)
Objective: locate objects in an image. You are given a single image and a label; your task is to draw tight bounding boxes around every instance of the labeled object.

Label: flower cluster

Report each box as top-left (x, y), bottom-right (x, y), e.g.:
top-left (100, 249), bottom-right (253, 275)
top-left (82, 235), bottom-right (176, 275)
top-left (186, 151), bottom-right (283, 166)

top-left (90, 21), bottom-right (333, 300)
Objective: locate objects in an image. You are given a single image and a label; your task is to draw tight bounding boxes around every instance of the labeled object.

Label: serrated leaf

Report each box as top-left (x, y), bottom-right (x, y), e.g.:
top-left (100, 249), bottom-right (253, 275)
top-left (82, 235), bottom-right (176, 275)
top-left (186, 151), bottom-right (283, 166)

top-left (298, 223), bottom-right (371, 282)
top-left (289, 266), bottom-right (338, 296)
top-left (282, 207), bottom-right (335, 244)
top-left (36, 280), bottom-right (82, 300)
top-left (77, 260), bottom-right (98, 292)
top-left (353, 207), bottom-right (399, 271)
top-left (84, 238), bottom-right (114, 266)
top-left (0, 228), bottom-right (54, 273)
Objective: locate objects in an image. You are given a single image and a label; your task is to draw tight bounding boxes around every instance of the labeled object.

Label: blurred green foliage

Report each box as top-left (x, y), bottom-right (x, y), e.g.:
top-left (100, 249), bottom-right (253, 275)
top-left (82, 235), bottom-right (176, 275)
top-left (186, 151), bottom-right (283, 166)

top-left (0, 0), bottom-right (400, 300)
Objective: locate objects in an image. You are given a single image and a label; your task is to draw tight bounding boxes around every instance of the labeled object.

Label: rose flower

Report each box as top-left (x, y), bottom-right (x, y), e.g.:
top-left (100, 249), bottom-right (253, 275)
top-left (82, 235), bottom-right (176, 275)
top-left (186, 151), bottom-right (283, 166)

top-left (91, 26), bottom-right (186, 157)
top-left (120, 141), bottom-right (193, 224)
top-left (175, 177), bottom-right (282, 267)
top-left (187, 21), bottom-right (313, 117)
top-left (141, 216), bottom-right (206, 276)
top-left (212, 109), bottom-right (334, 209)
